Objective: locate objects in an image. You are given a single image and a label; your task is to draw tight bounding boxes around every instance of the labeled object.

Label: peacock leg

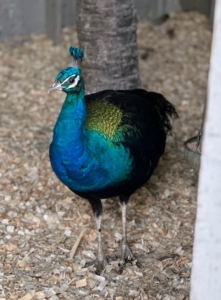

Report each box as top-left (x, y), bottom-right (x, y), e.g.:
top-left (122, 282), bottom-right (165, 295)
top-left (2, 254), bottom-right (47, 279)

top-left (117, 194), bottom-right (136, 262)
top-left (86, 198), bottom-right (107, 274)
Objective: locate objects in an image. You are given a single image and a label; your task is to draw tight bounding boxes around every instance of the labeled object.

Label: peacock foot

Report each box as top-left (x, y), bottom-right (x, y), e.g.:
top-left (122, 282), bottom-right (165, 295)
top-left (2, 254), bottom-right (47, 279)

top-left (116, 241), bottom-right (135, 261)
top-left (114, 241), bottom-right (142, 268)
top-left (85, 257), bottom-right (108, 274)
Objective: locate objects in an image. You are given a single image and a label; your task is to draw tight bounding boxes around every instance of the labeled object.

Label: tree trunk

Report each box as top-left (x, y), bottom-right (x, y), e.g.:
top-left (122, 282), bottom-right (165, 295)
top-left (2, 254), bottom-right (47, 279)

top-left (76, 0), bottom-right (141, 94)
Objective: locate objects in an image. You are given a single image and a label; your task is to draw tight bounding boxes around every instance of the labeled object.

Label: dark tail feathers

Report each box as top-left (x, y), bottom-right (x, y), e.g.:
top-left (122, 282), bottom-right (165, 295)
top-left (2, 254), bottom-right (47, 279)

top-left (148, 91), bottom-right (178, 134)
top-left (127, 89), bottom-right (178, 134)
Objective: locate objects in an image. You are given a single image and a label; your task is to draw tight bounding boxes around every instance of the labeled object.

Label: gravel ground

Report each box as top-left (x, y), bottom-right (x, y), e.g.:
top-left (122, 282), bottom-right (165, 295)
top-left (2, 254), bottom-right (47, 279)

top-left (0, 11), bottom-right (211, 300)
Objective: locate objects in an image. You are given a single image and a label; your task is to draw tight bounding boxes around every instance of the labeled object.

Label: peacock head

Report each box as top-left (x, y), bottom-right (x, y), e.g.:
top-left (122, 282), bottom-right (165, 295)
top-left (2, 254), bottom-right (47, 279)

top-left (48, 46), bottom-right (84, 94)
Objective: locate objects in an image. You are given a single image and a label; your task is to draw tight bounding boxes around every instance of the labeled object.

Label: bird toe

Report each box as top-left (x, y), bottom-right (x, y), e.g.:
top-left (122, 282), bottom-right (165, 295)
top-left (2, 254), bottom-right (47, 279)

top-left (117, 241), bottom-right (135, 261)
top-left (85, 257), bottom-right (108, 274)
top-left (115, 241), bottom-right (142, 268)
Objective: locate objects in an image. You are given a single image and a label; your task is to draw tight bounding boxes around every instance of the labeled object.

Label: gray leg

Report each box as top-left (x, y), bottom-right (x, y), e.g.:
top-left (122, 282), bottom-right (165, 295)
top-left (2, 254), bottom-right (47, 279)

top-left (94, 214), bottom-right (106, 272)
top-left (86, 198), bottom-right (107, 274)
top-left (117, 199), bottom-right (135, 261)
top-left (121, 201), bottom-right (127, 245)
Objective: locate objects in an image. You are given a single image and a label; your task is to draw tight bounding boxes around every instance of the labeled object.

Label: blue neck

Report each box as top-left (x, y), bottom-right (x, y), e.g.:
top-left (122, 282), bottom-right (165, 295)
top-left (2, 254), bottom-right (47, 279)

top-left (54, 88), bottom-right (86, 156)
top-left (50, 86), bottom-right (134, 193)
top-left (59, 88), bottom-right (86, 120)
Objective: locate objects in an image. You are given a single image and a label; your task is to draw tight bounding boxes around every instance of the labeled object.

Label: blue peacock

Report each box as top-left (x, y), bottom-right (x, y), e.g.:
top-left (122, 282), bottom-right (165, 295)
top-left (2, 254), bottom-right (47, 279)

top-left (48, 46), bottom-right (178, 274)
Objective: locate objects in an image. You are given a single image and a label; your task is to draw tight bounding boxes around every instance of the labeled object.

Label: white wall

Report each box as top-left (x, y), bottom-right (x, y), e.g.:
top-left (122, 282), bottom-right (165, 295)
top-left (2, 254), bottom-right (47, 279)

top-left (190, 0), bottom-right (221, 298)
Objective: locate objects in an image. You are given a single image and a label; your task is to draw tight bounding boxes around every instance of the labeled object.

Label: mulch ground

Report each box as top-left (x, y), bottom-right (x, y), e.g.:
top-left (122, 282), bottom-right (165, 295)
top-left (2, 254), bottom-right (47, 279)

top-left (0, 11), bottom-right (211, 300)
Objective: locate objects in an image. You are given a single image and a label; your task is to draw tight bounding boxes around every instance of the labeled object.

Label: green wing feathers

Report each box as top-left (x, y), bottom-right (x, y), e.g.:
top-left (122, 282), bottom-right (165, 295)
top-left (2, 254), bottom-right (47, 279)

top-left (85, 98), bottom-right (142, 143)
top-left (85, 100), bottom-right (123, 140)
top-left (85, 89), bottom-right (177, 144)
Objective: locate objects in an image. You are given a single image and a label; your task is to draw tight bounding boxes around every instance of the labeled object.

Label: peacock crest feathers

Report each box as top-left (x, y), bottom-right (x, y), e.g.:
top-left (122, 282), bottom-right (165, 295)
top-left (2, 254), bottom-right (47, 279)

top-left (69, 46), bottom-right (84, 69)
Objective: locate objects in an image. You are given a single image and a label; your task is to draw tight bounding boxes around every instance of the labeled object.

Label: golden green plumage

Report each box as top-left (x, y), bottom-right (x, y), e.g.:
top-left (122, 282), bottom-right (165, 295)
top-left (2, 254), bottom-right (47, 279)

top-left (85, 100), bottom-right (122, 140)
top-left (113, 124), bottom-right (141, 143)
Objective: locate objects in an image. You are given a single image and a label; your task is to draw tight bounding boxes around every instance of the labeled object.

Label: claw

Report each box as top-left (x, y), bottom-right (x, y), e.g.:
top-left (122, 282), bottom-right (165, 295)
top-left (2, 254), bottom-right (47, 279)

top-left (85, 257), bottom-right (108, 274)
top-left (115, 241), bottom-right (142, 268)
top-left (117, 241), bottom-right (135, 262)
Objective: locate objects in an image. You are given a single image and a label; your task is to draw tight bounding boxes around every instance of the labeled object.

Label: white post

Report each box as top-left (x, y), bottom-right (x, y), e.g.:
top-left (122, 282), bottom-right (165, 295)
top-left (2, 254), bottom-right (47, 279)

top-left (190, 0), bottom-right (221, 299)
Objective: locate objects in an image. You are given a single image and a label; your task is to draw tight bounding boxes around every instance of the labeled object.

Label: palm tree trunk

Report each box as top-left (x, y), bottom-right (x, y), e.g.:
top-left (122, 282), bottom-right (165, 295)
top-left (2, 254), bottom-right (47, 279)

top-left (76, 0), bottom-right (141, 93)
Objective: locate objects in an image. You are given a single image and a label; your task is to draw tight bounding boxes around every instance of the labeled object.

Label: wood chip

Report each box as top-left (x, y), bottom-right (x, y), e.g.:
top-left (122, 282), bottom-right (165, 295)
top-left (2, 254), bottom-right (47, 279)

top-left (34, 292), bottom-right (45, 299)
top-left (18, 293), bottom-right (34, 300)
top-left (97, 280), bottom-right (108, 291)
top-left (88, 272), bottom-right (106, 282)
top-left (76, 278), bottom-right (87, 288)
top-left (70, 227), bottom-right (89, 259)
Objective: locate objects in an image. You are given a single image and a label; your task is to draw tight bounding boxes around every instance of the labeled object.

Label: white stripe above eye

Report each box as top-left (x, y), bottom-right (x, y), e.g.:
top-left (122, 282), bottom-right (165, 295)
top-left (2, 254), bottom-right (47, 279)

top-left (61, 75), bottom-right (80, 88)
top-left (61, 75), bottom-right (73, 85)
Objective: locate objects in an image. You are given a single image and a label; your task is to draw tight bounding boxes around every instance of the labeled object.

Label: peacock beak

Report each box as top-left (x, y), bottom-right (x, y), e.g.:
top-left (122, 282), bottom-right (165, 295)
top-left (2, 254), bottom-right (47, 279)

top-left (48, 80), bottom-right (62, 94)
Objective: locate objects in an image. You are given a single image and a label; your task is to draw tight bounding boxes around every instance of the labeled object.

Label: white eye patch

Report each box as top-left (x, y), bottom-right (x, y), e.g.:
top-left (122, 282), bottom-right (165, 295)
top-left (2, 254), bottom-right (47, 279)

top-left (61, 75), bottom-right (80, 88)
top-left (69, 75), bottom-right (80, 88)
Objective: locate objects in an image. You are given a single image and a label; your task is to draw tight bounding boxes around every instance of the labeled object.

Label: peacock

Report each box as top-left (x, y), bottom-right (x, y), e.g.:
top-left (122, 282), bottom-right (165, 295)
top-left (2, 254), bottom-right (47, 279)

top-left (48, 46), bottom-right (178, 274)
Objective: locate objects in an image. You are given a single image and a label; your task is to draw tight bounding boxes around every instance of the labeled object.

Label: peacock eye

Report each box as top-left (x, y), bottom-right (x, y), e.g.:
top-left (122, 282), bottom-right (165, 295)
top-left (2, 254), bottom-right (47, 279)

top-left (69, 77), bottom-right (75, 84)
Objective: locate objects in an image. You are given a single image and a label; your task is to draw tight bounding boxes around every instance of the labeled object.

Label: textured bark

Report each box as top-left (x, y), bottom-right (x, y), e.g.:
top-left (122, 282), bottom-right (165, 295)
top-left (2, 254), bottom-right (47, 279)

top-left (76, 0), bottom-right (141, 93)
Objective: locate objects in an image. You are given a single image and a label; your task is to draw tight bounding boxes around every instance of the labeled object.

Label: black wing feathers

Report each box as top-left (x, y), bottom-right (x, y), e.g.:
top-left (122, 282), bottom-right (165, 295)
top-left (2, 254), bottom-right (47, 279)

top-left (85, 89), bottom-right (177, 135)
top-left (78, 89), bottom-right (178, 198)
